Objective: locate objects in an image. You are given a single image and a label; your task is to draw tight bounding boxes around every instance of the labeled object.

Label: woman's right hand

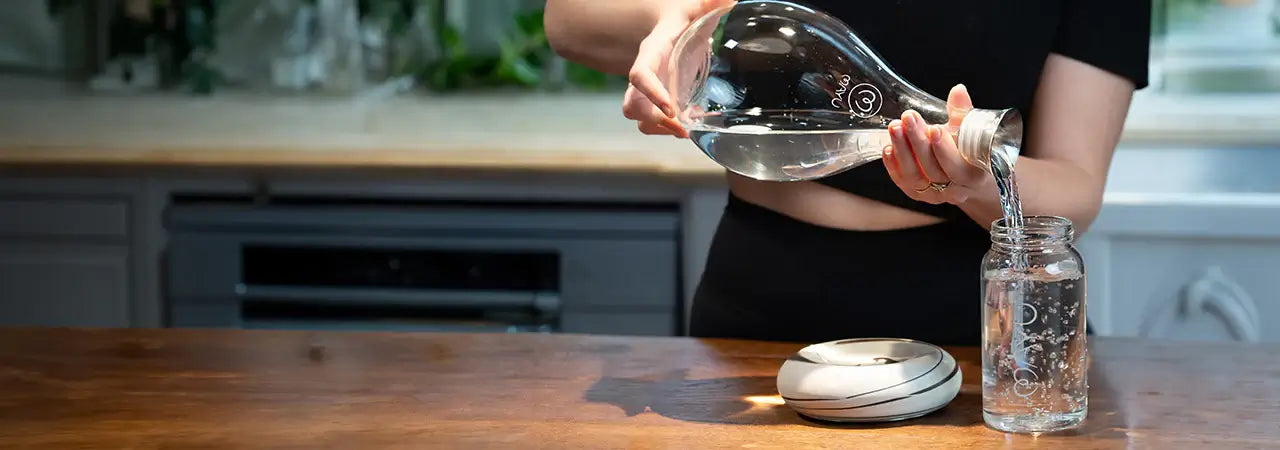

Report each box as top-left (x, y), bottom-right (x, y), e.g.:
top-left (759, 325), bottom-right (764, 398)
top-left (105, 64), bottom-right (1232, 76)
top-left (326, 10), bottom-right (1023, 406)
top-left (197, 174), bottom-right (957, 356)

top-left (623, 0), bottom-right (735, 138)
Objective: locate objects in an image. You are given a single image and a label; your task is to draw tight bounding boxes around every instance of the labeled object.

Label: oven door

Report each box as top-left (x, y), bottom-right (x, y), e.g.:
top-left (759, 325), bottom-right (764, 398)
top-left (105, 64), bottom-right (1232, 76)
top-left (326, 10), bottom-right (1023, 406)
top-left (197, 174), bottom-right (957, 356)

top-left (163, 197), bottom-right (681, 336)
top-left (236, 284), bottom-right (560, 333)
top-left (167, 238), bottom-right (564, 333)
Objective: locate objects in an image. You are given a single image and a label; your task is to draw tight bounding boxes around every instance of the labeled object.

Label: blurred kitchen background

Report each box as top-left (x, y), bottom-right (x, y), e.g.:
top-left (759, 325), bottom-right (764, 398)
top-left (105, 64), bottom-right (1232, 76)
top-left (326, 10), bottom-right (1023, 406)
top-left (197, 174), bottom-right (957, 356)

top-left (0, 0), bottom-right (1277, 344)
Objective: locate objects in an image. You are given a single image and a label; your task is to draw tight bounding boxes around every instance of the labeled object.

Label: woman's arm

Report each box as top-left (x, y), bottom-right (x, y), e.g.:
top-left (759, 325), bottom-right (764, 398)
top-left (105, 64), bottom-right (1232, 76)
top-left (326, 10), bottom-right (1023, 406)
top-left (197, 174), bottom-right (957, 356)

top-left (883, 53), bottom-right (1135, 235)
top-left (954, 54), bottom-right (1134, 234)
top-left (885, 0), bottom-right (1145, 235)
top-left (545, 0), bottom-right (729, 137)
top-left (544, 0), bottom-right (701, 75)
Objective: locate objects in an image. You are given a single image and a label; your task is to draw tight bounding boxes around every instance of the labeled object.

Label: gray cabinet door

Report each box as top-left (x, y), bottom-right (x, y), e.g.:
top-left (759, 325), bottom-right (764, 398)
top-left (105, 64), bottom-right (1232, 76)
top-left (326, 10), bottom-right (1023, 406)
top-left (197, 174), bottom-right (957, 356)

top-left (1080, 194), bottom-right (1280, 343)
top-left (0, 243), bottom-right (131, 327)
top-left (1090, 235), bottom-right (1276, 344)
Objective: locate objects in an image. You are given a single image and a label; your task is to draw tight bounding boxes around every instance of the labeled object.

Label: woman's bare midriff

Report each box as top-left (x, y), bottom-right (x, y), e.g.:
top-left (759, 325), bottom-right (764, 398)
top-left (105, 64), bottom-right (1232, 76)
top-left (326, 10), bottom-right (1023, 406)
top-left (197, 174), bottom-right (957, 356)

top-left (726, 172), bottom-right (946, 231)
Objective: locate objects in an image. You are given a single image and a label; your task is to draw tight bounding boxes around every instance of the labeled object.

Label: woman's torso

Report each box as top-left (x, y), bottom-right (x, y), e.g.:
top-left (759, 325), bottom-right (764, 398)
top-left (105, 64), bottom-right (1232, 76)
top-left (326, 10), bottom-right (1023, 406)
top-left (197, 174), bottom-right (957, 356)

top-left (729, 0), bottom-right (1066, 230)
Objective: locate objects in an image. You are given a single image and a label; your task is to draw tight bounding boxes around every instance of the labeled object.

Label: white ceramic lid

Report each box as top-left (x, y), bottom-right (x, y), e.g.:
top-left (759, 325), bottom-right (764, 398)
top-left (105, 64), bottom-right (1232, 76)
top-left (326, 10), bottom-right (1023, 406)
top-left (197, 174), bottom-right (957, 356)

top-left (776, 338), bottom-right (962, 422)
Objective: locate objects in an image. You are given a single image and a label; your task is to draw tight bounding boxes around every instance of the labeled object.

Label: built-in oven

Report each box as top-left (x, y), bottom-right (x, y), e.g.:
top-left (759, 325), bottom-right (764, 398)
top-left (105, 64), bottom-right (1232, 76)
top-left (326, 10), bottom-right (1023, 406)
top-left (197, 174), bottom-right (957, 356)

top-left (234, 245), bottom-right (562, 333)
top-left (164, 195), bottom-right (681, 336)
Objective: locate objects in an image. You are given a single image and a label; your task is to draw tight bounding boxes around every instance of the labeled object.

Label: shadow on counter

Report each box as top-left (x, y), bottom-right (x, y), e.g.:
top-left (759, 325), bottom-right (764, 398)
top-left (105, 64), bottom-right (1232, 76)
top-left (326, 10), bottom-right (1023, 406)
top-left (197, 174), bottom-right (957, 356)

top-left (580, 351), bottom-right (1129, 438)
top-left (581, 368), bottom-right (983, 428)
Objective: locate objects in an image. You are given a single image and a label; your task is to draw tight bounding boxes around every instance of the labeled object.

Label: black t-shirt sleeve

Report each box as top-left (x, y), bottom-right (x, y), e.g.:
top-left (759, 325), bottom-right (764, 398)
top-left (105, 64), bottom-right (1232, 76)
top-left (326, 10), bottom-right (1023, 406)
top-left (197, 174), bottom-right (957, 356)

top-left (1051, 0), bottom-right (1152, 89)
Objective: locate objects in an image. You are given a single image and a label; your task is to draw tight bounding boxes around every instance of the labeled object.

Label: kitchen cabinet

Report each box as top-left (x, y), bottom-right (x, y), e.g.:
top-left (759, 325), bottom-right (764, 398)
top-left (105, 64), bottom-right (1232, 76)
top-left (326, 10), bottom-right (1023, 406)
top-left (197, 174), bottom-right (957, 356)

top-left (1077, 145), bottom-right (1280, 343)
top-left (0, 243), bottom-right (130, 327)
top-left (0, 198), bottom-right (129, 237)
top-left (1078, 197), bottom-right (1280, 344)
top-left (0, 176), bottom-right (143, 327)
top-left (0, 172), bottom-right (709, 335)
top-left (1, 139), bottom-right (1278, 341)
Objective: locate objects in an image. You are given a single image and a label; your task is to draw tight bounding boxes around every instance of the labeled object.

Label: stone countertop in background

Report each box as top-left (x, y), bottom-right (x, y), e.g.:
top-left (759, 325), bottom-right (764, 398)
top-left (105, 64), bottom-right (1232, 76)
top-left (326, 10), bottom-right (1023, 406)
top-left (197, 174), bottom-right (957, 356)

top-left (0, 78), bottom-right (1275, 179)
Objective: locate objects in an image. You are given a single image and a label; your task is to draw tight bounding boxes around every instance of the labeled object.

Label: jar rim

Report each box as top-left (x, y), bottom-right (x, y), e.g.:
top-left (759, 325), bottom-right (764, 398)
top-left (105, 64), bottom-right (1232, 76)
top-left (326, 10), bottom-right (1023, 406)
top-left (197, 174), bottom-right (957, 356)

top-left (989, 215), bottom-right (1074, 238)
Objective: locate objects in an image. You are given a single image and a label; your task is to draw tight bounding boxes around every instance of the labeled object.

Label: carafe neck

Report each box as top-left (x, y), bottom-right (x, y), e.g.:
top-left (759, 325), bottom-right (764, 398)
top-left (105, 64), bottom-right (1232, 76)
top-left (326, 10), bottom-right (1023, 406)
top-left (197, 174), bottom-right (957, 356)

top-left (957, 108), bottom-right (1024, 171)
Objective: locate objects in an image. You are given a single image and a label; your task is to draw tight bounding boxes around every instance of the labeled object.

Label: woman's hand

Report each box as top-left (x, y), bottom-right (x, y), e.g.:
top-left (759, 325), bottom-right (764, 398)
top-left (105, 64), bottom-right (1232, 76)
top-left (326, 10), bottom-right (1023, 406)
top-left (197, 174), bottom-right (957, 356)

top-left (883, 84), bottom-right (994, 205)
top-left (622, 0), bottom-right (735, 138)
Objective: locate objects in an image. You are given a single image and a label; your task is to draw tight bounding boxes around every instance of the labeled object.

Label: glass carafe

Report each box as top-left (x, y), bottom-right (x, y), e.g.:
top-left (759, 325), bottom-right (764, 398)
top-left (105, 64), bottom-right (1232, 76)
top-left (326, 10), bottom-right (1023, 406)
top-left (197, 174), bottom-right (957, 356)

top-left (668, 0), bottom-right (1024, 181)
top-left (981, 216), bottom-right (1088, 433)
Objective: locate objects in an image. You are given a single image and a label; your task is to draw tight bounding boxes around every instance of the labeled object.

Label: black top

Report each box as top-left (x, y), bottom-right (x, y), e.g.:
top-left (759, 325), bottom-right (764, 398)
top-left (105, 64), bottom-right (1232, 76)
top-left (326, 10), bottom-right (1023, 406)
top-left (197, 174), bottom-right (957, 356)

top-left (803, 0), bottom-right (1152, 220)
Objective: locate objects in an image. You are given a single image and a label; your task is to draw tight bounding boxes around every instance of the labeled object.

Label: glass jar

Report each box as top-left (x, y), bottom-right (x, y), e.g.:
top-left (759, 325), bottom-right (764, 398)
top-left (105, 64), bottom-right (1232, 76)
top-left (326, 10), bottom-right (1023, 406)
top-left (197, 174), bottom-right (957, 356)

top-left (980, 216), bottom-right (1088, 433)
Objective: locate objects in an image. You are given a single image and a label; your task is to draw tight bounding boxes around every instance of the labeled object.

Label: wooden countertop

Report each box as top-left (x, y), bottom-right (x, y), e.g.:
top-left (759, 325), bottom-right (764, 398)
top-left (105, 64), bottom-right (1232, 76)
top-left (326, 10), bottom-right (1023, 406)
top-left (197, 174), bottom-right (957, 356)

top-left (0, 327), bottom-right (1276, 448)
top-left (0, 87), bottom-right (1277, 179)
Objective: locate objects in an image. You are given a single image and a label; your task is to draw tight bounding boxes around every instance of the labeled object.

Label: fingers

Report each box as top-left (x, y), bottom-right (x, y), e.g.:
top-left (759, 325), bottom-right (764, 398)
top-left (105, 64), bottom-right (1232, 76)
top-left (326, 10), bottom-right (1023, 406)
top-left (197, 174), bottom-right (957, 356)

top-left (885, 142), bottom-right (973, 205)
top-left (882, 84), bottom-right (989, 206)
top-left (638, 121), bottom-right (677, 136)
top-left (703, 0), bottom-right (736, 9)
top-left (946, 83), bottom-right (974, 129)
top-left (883, 145), bottom-right (943, 205)
top-left (624, 17), bottom-right (694, 138)
top-left (887, 120), bottom-right (921, 183)
top-left (628, 20), bottom-right (687, 119)
top-left (887, 121), bottom-right (935, 197)
top-left (929, 123), bottom-right (988, 187)
top-left (628, 61), bottom-right (675, 118)
top-left (622, 85), bottom-right (686, 137)
top-left (900, 110), bottom-right (949, 184)
top-left (939, 84), bottom-right (987, 187)
top-left (635, 116), bottom-right (685, 137)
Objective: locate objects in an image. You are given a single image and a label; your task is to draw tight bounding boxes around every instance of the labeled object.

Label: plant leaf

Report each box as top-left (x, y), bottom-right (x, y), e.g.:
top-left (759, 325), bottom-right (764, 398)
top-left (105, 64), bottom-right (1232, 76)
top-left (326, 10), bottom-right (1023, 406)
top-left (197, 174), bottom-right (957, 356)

top-left (509, 57), bottom-right (542, 86)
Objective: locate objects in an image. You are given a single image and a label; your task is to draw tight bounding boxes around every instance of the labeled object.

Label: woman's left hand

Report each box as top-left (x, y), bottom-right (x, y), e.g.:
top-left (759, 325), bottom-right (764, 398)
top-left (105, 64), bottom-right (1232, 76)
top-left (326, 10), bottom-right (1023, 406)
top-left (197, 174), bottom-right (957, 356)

top-left (882, 84), bottom-right (993, 205)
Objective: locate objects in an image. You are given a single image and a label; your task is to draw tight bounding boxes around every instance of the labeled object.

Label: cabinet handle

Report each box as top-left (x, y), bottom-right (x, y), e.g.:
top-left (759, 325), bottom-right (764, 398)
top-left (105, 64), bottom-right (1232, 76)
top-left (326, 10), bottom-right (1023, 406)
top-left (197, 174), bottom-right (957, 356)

top-left (1137, 266), bottom-right (1261, 342)
top-left (1180, 266), bottom-right (1260, 343)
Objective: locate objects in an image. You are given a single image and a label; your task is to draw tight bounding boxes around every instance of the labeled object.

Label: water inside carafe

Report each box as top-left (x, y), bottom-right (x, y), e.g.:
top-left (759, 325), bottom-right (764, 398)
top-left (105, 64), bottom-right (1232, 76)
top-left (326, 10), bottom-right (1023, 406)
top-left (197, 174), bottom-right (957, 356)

top-left (686, 109), bottom-right (892, 181)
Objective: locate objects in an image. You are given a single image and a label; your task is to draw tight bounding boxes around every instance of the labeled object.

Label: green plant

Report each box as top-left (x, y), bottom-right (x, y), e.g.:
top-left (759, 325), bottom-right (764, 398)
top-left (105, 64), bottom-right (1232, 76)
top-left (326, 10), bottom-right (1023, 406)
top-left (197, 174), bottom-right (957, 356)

top-left (1160, 0), bottom-right (1220, 33)
top-left (420, 7), bottom-right (623, 92)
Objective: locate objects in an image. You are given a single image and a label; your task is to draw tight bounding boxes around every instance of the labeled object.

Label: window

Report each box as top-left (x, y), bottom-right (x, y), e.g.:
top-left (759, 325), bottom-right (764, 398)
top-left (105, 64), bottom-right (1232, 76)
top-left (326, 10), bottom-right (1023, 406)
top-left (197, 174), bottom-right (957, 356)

top-left (1151, 0), bottom-right (1280, 93)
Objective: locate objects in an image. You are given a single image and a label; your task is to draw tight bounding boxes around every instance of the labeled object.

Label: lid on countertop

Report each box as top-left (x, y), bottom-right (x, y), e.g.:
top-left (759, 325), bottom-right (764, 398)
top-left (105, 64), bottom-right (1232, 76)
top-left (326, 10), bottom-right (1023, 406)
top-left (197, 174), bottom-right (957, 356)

top-left (775, 338), bottom-right (962, 423)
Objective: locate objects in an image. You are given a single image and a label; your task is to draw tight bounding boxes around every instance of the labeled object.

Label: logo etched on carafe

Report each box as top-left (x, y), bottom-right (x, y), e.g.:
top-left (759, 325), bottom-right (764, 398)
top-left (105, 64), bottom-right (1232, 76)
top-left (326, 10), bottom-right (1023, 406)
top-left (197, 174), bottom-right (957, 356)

top-left (831, 74), bottom-right (882, 119)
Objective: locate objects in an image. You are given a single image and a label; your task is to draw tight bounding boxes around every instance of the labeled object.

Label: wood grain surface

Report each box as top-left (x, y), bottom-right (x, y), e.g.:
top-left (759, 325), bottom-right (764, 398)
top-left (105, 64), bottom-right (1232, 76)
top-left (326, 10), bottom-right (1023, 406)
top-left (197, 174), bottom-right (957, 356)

top-left (0, 327), bottom-right (1277, 449)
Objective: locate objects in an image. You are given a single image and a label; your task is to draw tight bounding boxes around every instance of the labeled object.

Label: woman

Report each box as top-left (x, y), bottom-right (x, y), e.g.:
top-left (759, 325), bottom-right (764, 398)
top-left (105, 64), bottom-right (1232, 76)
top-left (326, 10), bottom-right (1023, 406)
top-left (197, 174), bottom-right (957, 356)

top-left (545, 0), bottom-right (1149, 345)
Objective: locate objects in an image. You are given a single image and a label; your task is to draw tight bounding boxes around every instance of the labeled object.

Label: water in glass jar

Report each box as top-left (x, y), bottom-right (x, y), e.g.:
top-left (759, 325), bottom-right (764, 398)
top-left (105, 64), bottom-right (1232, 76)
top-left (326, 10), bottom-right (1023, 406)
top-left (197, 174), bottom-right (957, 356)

top-left (981, 264), bottom-right (1087, 433)
top-left (687, 110), bottom-right (890, 181)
